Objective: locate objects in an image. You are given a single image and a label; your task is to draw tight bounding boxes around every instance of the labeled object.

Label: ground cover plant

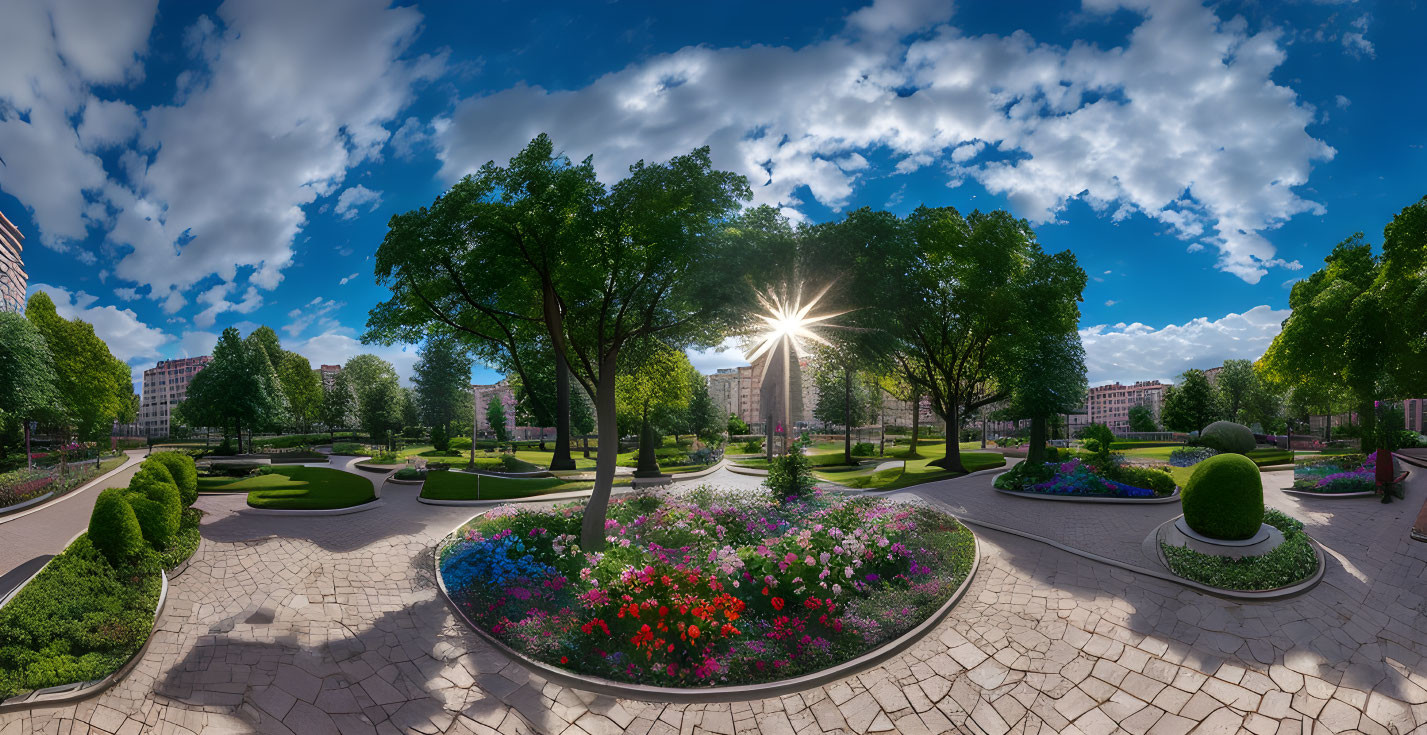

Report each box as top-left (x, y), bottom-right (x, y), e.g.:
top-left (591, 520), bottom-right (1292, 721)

top-left (240, 467), bottom-right (376, 510)
top-left (1292, 452), bottom-right (1382, 494)
top-left (1161, 509), bottom-right (1318, 591)
top-left (995, 442), bottom-right (1174, 498)
top-left (437, 486), bottom-right (975, 687)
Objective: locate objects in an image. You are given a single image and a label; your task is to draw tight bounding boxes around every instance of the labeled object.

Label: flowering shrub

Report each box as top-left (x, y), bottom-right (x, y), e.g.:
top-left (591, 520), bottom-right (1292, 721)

top-left (994, 455), bottom-right (1174, 498)
top-left (1169, 446), bottom-right (1218, 467)
top-left (438, 486), bottom-right (974, 687)
top-left (1293, 452), bottom-right (1380, 493)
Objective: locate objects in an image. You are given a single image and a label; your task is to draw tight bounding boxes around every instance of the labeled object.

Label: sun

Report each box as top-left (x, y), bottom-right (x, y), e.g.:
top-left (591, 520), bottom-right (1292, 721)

top-left (745, 282), bottom-right (844, 364)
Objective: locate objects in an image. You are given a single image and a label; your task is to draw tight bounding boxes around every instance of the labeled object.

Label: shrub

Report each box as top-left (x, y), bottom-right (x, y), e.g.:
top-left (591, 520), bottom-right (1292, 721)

top-left (126, 464), bottom-right (183, 550)
top-left (742, 437), bottom-right (764, 454)
top-left (1078, 423), bottom-right (1115, 446)
top-left (764, 452), bottom-right (816, 500)
top-left (852, 442), bottom-right (875, 457)
top-left (1181, 453), bottom-right (1263, 540)
top-left (432, 423), bottom-right (450, 451)
top-left (370, 450), bottom-right (401, 464)
top-left (331, 442), bottom-right (364, 455)
top-left (212, 439), bottom-right (238, 456)
top-left (1198, 421), bottom-right (1255, 454)
top-left (394, 467), bottom-right (425, 480)
top-left (1169, 446), bottom-right (1218, 467)
top-left (206, 462), bottom-right (263, 477)
top-left (87, 488), bottom-right (147, 566)
top-left (450, 436), bottom-right (472, 451)
top-left (1114, 464), bottom-right (1176, 494)
top-left (148, 452), bottom-right (198, 506)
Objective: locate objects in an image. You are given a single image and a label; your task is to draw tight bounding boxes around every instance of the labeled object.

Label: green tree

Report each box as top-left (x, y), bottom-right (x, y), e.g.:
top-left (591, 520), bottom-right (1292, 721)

top-left (485, 394), bottom-right (510, 443)
top-left (243, 328), bottom-right (290, 432)
top-left (682, 377), bottom-right (724, 444)
top-left (1377, 196), bottom-right (1427, 399)
top-left (1160, 369), bottom-right (1221, 434)
top-left (342, 354), bottom-right (399, 413)
top-left (277, 352), bottom-right (323, 433)
top-left (25, 292), bottom-right (133, 441)
top-left (180, 327), bottom-right (283, 453)
top-left (0, 312), bottom-right (63, 446)
top-left (319, 370), bottom-right (357, 440)
top-left (413, 331), bottom-right (473, 436)
top-left (727, 413), bottom-right (749, 436)
top-left (811, 346), bottom-right (880, 465)
top-left (616, 346), bottom-right (697, 476)
top-left (508, 343), bottom-right (563, 452)
top-left (1007, 331), bottom-right (1088, 463)
top-left (359, 377), bottom-right (405, 449)
top-left (1127, 404), bottom-right (1158, 433)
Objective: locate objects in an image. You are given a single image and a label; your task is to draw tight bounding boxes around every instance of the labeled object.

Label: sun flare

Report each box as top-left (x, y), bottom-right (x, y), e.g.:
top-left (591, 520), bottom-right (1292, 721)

top-left (745, 283), bottom-right (844, 364)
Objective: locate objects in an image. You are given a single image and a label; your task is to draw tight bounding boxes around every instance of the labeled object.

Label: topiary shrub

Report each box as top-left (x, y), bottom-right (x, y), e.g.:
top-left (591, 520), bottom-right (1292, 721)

top-left (88, 488), bottom-right (147, 566)
top-left (126, 463), bottom-right (182, 550)
top-left (1181, 453), bottom-right (1263, 540)
top-left (432, 423), bottom-right (450, 452)
top-left (148, 451), bottom-right (198, 507)
top-left (1198, 421), bottom-right (1255, 455)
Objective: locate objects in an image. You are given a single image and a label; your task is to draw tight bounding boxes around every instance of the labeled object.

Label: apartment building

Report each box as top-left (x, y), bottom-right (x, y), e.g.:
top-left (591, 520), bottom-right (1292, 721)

top-left (1085, 380), bottom-right (1167, 432)
top-left (140, 356), bottom-right (212, 437)
top-left (0, 210), bottom-right (25, 313)
top-left (1403, 399), bottom-right (1426, 433)
top-left (320, 363), bottom-right (342, 390)
top-left (706, 368), bottom-right (740, 421)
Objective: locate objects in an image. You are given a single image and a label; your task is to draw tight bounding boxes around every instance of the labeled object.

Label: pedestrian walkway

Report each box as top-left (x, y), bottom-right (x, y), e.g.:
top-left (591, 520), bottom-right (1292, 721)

top-left (3, 460), bottom-right (1425, 735)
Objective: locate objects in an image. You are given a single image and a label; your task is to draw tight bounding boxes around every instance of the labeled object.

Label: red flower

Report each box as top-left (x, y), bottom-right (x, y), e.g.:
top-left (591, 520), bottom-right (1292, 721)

top-left (771, 597), bottom-right (785, 611)
top-left (560, 656), bottom-right (569, 664)
top-left (688, 625), bottom-right (701, 640)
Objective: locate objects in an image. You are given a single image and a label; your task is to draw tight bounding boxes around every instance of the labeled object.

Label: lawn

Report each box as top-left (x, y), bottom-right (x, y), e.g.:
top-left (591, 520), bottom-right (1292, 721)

top-left (398, 444), bottom-right (597, 470)
top-left (815, 448), bottom-right (1006, 490)
top-left (220, 467), bottom-right (377, 510)
top-left (420, 470), bottom-right (632, 501)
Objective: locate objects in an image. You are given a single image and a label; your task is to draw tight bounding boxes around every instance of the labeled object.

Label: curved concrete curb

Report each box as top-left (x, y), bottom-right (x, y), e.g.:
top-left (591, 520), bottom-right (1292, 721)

top-left (457, 467), bottom-right (553, 479)
top-left (432, 510), bottom-right (981, 703)
top-left (417, 485), bottom-right (642, 507)
top-left (0, 453), bottom-right (140, 526)
top-left (387, 478), bottom-right (426, 486)
top-left (665, 459), bottom-right (727, 482)
top-left (1150, 516), bottom-right (1326, 600)
top-left (354, 463), bottom-right (403, 474)
top-left (0, 570), bottom-right (168, 713)
top-left (1282, 489), bottom-right (1377, 499)
top-left (993, 486), bottom-right (1181, 504)
top-left (241, 499), bottom-right (385, 516)
top-left (0, 491), bottom-right (56, 517)
top-left (727, 464), bottom-right (768, 477)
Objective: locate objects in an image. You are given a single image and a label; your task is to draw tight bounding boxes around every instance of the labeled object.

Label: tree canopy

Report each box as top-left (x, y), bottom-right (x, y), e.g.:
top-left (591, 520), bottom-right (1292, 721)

top-left (413, 331), bottom-right (474, 432)
top-left (1160, 369), bottom-right (1220, 434)
top-left (26, 292), bottom-right (135, 441)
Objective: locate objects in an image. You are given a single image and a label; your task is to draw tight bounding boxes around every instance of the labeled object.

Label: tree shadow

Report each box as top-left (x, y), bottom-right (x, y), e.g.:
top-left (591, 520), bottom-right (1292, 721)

top-left (0, 554), bottom-right (53, 597)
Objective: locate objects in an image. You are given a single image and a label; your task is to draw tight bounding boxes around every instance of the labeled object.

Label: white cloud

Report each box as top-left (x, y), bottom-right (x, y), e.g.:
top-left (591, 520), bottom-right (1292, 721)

top-left (193, 282), bottom-right (262, 329)
top-left (685, 337), bottom-right (751, 374)
top-left (1334, 94), bottom-right (1350, 109)
top-left (29, 281), bottom-right (171, 364)
top-left (339, 272), bottom-right (359, 285)
top-left (291, 331), bottom-right (419, 385)
top-left (435, 0), bottom-right (1331, 285)
top-left (333, 185), bottom-right (383, 220)
top-left (1342, 15), bottom-right (1374, 58)
top-left (1078, 304), bottom-right (1289, 384)
top-left (1104, 299), bottom-right (1118, 306)
top-left (389, 116), bottom-right (432, 159)
top-left (180, 330), bottom-right (219, 358)
top-left (284, 296), bottom-right (344, 338)
top-left (77, 97), bottom-right (141, 150)
top-left (113, 287), bottom-right (141, 301)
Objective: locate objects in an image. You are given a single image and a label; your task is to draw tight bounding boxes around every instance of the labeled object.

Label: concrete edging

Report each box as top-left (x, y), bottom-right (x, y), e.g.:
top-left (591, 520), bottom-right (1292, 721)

top-left (0, 454), bottom-right (140, 526)
top-left (993, 486), bottom-right (1181, 505)
top-left (241, 499), bottom-right (385, 516)
top-left (726, 464), bottom-right (768, 477)
top-left (387, 478), bottom-right (426, 486)
top-left (1150, 515), bottom-right (1327, 600)
top-left (431, 509), bottom-right (981, 703)
top-left (0, 570), bottom-right (169, 713)
top-left (0, 491), bottom-right (56, 517)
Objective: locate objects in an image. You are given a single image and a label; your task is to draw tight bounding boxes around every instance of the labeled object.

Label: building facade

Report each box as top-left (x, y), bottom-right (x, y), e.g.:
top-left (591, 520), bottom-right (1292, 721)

top-left (319, 364), bottom-right (342, 390)
top-left (706, 368), bottom-right (740, 422)
top-left (140, 356), bottom-right (212, 437)
top-left (0, 211), bottom-right (25, 313)
top-left (1402, 399), bottom-right (1425, 434)
top-left (1085, 380), bottom-right (1167, 433)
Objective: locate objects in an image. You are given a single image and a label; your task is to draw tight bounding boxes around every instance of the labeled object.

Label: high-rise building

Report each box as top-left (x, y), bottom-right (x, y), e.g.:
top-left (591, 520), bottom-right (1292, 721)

top-left (140, 356), bottom-right (213, 437)
top-left (1084, 380), bottom-right (1167, 432)
top-left (706, 368), bottom-right (741, 423)
top-left (320, 364), bottom-right (342, 390)
top-left (0, 210), bottom-right (25, 313)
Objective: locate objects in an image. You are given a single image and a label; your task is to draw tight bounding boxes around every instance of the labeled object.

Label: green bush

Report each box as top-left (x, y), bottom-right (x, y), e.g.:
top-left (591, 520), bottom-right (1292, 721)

top-left (1181, 453), bottom-right (1263, 540)
top-left (331, 442), bottom-right (365, 455)
top-left (432, 423), bottom-right (450, 451)
top-left (742, 437), bottom-right (764, 454)
top-left (852, 442), bottom-right (875, 457)
top-left (1114, 464), bottom-right (1176, 493)
top-left (394, 467), bottom-right (425, 480)
top-left (1198, 421), bottom-right (1255, 455)
top-left (148, 452), bottom-right (198, 506)
top-left (1078, 423), bottom-right (1115, 447)
top-left (764, 452), bottom-right (815, 500)
top-left (126, 463), bottom-right (182, 550)
top-left (87, 488), bottom-right (147, 566)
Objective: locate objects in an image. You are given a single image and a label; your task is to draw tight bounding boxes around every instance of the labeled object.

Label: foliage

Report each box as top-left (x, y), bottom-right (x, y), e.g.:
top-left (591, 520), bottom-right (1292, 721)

top-left (242, 467), bottom-right (376, 510)
top-left (87, 488), bottom-right (147, 566)
top-left (742, 437), bottom-right (764, 454)
top-left (1198, 421), bottom-right (1256, 455)
top-left (181, 327), bottom-right (284, 451)
top-left (681, 377), bottom-right (725, 443)
top-left (0, 311), bottom-right (63, 438)
top-left (25, 292), bottom-right (134, 441)
top-left (1160, 369), bottom-right (1221, 434)
top-left (1005, 326), bottom-right (1088, 463)
top-left (1215, 359), bottom-right (1282, 430)
top-left (319, 370), bottom-right (357, 436)
top-left (432, 422), bottom-right (450, 452)
top-left (485, 394), bottom-right (511, 443)
top-left (993, 457), bottom-right (1173, 499)
top-left (147, 452), bottom-right (198, 507)
top-left (414, 331), bottom-right (474, 434)
top-left (276, 351), bottom-right (323, 433)
top-left (1078, 423), bottom-right (1115, 457)
top-left (394, 467), bottom-right (426, 480)
top-left (331, 442), bottom-right (365, 455)
top-left (727, 414), bottom-right (749, 436)
top-left (851, 442), bottom-right (875, 457)
top-left (1127, 405), bottom-right (1158, 433)
top-left (1169, 446), bottom-right (1219, 467)
top-left (358, 373), bottom-right (405, 448)
top-left (764, 452), bottom-right (816, 499)
top-left (125, 462), bottom-right (183, 550)
top-left (438, 489), bottom-right (974, 686)
top-left (1162, 509), bottom-right (1318, 591)
top-left (1293, 452), bottom-right (1379, 493)
top-left (616, 346), bottom-right (697, 438)
top-left (0, 535), bottom-right (162, 700)
top-left (1181, 453), bottom-right (1263, 540)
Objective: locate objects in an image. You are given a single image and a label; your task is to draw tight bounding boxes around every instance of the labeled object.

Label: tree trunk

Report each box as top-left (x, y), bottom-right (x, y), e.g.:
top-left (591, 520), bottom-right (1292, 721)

top-left (539, 432), bottom-right (547, 452)
top-left (1028, 414), bottom-right (1046, 464)
top-left (549, 359), bottom-right (576, 470)
top-left (635, 403), bottom-right (662, 477)
top-left (930, 403), bottom-right (968, 473)
top-left (843, 368), bottom-right (853, 465)
top-left (1359, 399), bottom-right (1377, 453)
top-left (583, 435), bottom-right (590, 458)
top-left (581, 353), bottom-right (620, 551)
top-left (908, 394), bottom-right (921, 458)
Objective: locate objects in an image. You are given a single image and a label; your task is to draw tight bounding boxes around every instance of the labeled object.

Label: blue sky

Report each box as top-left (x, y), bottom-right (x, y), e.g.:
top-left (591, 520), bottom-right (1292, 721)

top-left (1, 0), bottom-right (1422, 391)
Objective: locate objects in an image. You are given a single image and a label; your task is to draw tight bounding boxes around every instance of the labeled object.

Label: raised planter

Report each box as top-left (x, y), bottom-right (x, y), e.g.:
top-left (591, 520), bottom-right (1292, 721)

top-left (354, 463), bottom-right (403, 474)
top-left (387, 477), bottom-right (426, 486)
top-left (0, 491), bottom-right (56, 517)
top-left (0, 571), bottom-right (168, 713)
top-left (433, 510), bottom-right (980, 703)
top-left (242, 499), bottom-right (385, 516)
top-left (1149, 515), bottom-right (1326, 600)
top-left (994, 486), bottom-right (1181, 504)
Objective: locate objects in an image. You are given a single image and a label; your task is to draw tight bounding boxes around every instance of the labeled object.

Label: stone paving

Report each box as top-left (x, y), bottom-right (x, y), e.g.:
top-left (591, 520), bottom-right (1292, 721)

top-left (2, 463), bottom-right (1426, 735)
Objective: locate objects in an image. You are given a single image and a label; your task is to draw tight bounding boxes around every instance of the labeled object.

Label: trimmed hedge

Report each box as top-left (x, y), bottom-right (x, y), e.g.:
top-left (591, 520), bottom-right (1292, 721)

top-left (1199, 421), bottom-right (1255, 455)
top-left (1182, 453), bottom-right (1263, 540)
top-left (88, 488), bottom-right (147, 566)
top-left (148, 452), bottom-right (198, 506)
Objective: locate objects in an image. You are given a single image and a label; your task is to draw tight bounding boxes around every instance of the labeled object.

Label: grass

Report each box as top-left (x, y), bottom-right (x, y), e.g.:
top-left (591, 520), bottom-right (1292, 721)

top-left (420, 470), bottom-right (632, 501)
top-left (397, 444), bottom-right (598, 470)
top-left (1161, 509), bottom-right (1318, 591)
top-left (815, 447), bottom-right (1007, 490)
top-left (231, 467), bottom-right (375, 510)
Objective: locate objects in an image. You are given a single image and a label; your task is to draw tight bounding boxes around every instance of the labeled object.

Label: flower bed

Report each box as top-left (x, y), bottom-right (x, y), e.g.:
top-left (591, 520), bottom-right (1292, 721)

top-left (1169, 446), bottom-right (1218, 467)
top-left (994, 457), bottom-right (1174, 499)
top-left (1292, 452), bottom-right (1378, 494)
top-left (1160, 509), bottom-right (1318, 591)
top-left (0, 456), bottom-right (126, 511)
top-left (437, 487), bottom-right (974, 688)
